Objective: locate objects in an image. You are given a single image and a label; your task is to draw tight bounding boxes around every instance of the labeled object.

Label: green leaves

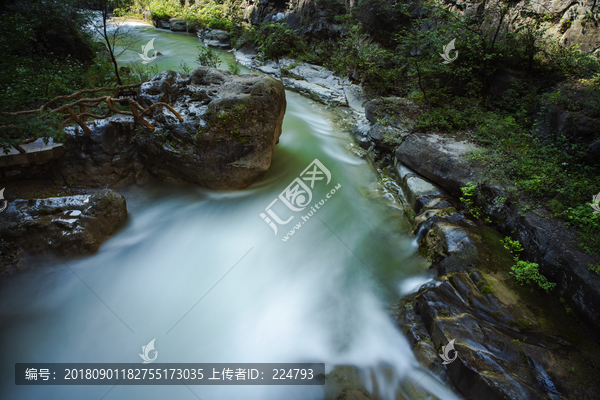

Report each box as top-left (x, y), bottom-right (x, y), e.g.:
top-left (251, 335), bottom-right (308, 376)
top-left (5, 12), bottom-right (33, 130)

top-left (510, 260), bottom-right (556, 292)
top-left (196, 46), bottom-right (220, 68)
top-left (503, 237), bottom-right (557, 292)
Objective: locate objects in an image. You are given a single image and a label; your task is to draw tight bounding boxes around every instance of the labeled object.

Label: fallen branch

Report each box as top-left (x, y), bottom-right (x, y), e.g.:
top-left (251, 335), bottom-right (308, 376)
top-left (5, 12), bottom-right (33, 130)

top-left (1, 82), bottom-right (183, 150)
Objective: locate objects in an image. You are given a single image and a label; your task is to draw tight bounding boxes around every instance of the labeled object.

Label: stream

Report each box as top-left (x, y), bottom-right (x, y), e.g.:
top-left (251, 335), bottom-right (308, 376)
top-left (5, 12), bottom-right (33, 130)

top-left (0, 19), bottom-right (459, 400)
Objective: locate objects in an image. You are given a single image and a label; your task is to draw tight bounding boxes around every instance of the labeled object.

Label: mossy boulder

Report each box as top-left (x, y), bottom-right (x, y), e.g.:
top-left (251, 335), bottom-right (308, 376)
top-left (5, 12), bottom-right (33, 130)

top-left (134, 68), bottom-right (286, 189)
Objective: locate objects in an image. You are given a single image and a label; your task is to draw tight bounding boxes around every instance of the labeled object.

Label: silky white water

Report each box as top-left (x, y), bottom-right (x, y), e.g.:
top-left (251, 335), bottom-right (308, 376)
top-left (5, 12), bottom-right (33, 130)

top-left (0, 19), bottom-right (459, 400)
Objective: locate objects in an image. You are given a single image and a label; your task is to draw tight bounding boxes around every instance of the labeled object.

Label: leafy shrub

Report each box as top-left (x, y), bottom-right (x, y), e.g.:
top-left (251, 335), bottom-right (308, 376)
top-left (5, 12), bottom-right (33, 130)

top-left (502, 237), bottom-right (524, 255)
top-left (254, 23), bottom-right (310, 60)
top-left (502, 237), bottom-right (556, 292)
top-left (460, 183), bottom-right (491, 223)
top-left (149, 0), bottom-right (182, 20)
top-left (511, 260), bottom-right (556, 292)
top-left (196, 46), bottom-right (220, 68)
top-left (227, 59), bottom-right (241, 75)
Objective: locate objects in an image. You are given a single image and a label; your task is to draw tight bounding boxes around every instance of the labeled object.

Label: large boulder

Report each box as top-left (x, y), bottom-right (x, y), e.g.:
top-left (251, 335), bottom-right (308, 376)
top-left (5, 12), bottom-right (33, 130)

top-left (533, 99), bottom-right (600, 143)
top-left (0, 189), bottom-right (127, 256)
top-left (55, 117), bottom-right (146, 188)
top-left (133, 68), bottom-right (286, 189)
top-left (153, 19), bottom-right (171, 29)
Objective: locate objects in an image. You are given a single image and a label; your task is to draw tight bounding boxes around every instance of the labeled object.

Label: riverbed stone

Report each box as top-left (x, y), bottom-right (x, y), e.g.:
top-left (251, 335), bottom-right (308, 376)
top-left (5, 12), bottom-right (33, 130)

top-left (0, 189), bottom-right (127, 256)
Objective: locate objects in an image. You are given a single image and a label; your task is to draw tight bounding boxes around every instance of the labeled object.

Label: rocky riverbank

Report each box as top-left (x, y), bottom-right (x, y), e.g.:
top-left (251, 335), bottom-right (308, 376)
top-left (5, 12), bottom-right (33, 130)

top-left (359, 102), bottom-right (600, 398)
top-left (231, 42), bottom-right (600, 398)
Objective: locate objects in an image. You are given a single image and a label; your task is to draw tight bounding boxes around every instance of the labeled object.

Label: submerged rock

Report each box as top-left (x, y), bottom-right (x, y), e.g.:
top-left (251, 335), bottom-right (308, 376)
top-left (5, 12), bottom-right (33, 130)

top-left (0, 189), bottom-right (127, 256)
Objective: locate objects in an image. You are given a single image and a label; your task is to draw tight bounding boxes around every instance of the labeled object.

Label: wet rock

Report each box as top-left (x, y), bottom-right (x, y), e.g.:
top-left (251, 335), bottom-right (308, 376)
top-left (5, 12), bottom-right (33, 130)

top-left (169, 18), bottom-right (187, 31)
top-left (324, 366), bottom-right (373, 400)
top-left (367, 123), bottom-right (408, 149)
top-left (55, 117), bottom-right (146, 188)
top-left (23, 69), bottom-right (286, 191)
top-left (395, 161), bottom-right (444, 213)
top-left (0, 189), bottom-right (127, 256)
top-left (395, 148), bottom-right (600, 338)
top-left (0, 239), bottom-right (27, 280)
top-left (201, 29), bottom-right (231, 48)
top-left (153, 19), bottom-right (170, 29)
top-left (419, 222), bottom-right (479, 273)
top-left (343, 84), bottom-right (367, 113)
top-left (588, 139), bottom-right (600, 164)
top-left (279, 58), bottom-right (348, 106)
top-left (391, 273), bottom-right (599, 400)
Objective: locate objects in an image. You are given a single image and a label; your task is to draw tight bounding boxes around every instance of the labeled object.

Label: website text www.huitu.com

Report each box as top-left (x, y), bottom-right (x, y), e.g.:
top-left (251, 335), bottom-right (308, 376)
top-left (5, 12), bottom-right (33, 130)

top-left (281, 183), bottom-right (341, 242)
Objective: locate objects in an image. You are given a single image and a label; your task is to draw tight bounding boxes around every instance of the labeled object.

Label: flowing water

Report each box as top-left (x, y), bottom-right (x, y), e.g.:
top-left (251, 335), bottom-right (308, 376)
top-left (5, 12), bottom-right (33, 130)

top-left (0, 20), bottom-right (459, 400)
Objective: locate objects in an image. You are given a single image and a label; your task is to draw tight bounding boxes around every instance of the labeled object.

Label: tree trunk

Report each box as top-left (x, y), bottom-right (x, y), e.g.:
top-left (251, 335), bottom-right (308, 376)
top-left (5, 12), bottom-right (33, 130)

top-left (102, 7), bottom-right (122, 86)
top-left (415, 61), bottom-right (431, 112)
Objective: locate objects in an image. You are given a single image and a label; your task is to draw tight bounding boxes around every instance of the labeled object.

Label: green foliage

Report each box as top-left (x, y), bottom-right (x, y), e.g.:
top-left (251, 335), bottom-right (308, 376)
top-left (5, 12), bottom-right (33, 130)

top-left (149, 0), bottom-right (182, 20)
top-left (177, 61), bottom-right (193, 75)
top-left (146, 0), bottom-right (238, 31)
top-left (0, 113), bottom-right (65, 154)
top-left (563, 205), bottom-right (600, 254)
top-left (502, 237), bottom-right (524, 256)
top-left (196, 46), bottom-right (220, 68)
top-left (467, 125), bottom-right (600, 255)
top-left (254, 23), bottom-right (311, 61)
top-left (544, 83), bottom-right (600, 118)
top-left (460, 183), bottom-right (491, 223)
top-left (502, 236), bottom-right (556, 292)
top-left (589, 264), bottom-right (600, 275)
top-left (227, 60), bottom-right (241, 75)
top-left (327, 23), bottom-right (402, 94)
top-left (511, 260), bottom-right (557, 292)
